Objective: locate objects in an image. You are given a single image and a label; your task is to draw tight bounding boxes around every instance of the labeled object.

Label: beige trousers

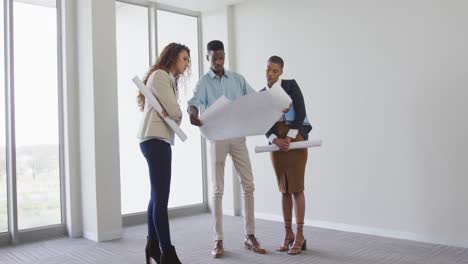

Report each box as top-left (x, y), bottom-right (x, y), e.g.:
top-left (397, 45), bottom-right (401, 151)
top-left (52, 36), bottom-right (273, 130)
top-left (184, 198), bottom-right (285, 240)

top-left (210, 137), bottom-right (255, 241)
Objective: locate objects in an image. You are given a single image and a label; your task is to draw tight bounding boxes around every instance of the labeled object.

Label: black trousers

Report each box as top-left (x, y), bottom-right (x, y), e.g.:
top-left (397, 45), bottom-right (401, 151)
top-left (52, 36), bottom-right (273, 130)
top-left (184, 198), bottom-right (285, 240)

top-left (140, 138), bottom-right (172, 251)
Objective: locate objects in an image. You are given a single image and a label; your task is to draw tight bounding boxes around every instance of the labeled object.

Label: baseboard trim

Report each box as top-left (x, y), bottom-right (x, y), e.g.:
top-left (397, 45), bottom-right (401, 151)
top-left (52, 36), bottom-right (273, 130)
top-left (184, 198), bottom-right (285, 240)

top-left (254, 212), bottom-right (468, 249)
top-left (83, 229), bottom-right (122, 242)
top-left (97, 230), bottom-right (122, 242)
top-left (82, 231), bottom-right (98, 242)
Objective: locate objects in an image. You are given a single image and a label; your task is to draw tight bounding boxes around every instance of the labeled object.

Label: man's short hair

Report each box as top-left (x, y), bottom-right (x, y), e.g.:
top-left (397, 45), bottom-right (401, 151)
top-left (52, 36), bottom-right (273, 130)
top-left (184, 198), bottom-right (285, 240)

top-left (207, 40), bottom-right (225, 52)
top-left (268, 55), bottom-right (284, 69)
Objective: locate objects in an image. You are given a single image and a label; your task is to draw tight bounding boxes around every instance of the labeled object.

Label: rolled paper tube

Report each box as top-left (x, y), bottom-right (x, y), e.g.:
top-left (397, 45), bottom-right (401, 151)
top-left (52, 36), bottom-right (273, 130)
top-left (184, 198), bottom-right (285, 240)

top-left (255, 139), bottom-right (322, 153)
top-left (132, 76), bottom-right (187, 142)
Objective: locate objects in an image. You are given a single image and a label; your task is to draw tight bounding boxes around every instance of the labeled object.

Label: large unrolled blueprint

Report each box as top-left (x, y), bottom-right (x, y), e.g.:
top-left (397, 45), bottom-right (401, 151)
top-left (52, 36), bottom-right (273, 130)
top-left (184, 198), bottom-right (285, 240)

top-left (255, 139), bottom-right (323, 153)
top-left (132, 76), bottom-right (188, 142)
top-left (199, 87), bottom-right (292, 141)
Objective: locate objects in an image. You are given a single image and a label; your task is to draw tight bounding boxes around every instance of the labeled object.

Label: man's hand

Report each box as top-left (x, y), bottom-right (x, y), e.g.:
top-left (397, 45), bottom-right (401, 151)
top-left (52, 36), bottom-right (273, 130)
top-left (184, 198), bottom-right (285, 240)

top-left (273, 138), bottom-right (290, 152)
top-left (190, 115), bottom-right (202, 126)
top-left (188, 106), bottom-right (203, 127)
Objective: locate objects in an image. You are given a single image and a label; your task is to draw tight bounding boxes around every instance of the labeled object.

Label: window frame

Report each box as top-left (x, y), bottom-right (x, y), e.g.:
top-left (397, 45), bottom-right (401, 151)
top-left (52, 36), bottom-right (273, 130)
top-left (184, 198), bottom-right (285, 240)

top-left (0, 0), bottom-right (67, 246)
top-left (116, 0), bottom-right (208, 227)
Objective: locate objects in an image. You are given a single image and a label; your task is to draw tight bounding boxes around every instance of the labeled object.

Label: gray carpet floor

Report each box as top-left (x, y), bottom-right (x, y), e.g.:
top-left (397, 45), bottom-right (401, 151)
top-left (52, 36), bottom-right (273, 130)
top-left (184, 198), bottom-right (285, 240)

top-left (0, 213), bottom-right (467, 264)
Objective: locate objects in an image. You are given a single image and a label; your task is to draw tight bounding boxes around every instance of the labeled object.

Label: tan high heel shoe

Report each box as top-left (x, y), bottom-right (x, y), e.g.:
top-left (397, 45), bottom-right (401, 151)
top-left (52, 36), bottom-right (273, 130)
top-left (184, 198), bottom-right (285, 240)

top-left (277, 220), bottom-right (295, 252)
top-left (288, 223), bottom-right (307, 255)
top-left (277, 236), bottom-right (295, 252)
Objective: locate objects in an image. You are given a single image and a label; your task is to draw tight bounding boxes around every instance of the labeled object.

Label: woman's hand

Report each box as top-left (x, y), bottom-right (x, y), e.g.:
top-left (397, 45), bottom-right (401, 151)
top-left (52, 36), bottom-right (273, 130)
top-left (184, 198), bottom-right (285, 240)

top-left (273, 138), bottom-right (290, 152)
top-left (282, 103), bottom-right (292, 113)
top-left (160, 110), bottom-right (168, 118)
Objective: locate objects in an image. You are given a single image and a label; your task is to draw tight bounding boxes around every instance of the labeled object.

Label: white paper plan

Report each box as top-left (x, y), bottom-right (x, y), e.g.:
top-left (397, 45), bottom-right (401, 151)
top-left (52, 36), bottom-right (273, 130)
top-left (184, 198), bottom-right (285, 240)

top-left (199, 86), bottom-right (292, 141)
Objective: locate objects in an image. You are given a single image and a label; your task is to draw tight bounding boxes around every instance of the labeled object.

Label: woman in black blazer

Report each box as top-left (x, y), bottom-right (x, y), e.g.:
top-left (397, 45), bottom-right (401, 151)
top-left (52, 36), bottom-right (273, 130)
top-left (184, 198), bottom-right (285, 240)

top-left (263, 56), bottom-right (312, 255)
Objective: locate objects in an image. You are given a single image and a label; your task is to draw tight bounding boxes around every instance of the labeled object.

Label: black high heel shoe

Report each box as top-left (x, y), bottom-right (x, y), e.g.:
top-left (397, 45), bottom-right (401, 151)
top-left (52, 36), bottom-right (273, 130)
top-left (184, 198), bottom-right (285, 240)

top-left (145, 236), bottom-right (161, 264)
top-left (160, 245), bottom-right (182, 264)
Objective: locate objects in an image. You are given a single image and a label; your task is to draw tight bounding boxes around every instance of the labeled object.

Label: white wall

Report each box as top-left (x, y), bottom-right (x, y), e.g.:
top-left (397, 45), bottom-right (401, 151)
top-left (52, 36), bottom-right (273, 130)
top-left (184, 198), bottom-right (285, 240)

top-left (232, 0), bottom-right (468, 247)
top-left (202, 7), bottom-right (231, 71)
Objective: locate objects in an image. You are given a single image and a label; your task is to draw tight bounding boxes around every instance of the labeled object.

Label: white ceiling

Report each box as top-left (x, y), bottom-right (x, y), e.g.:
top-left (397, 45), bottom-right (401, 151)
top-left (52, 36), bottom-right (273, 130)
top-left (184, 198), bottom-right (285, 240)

top-left (15, 0), bottom-right (56, 8)
top-left (151, 0), bottom-right (249, 12)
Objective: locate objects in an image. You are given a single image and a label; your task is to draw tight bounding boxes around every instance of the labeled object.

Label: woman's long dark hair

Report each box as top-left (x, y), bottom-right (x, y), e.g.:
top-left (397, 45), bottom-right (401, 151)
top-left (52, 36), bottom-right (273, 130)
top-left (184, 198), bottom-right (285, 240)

top-left (137, 43), bottom-right (191, 111)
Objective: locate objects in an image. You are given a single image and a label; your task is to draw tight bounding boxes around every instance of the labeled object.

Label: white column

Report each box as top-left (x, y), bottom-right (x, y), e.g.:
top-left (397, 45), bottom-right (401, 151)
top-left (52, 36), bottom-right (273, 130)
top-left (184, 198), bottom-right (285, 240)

top-left (202, 5), bottom-right (243, 217)
top-left (76, 0), bottom-right (122, 242)
top-left (62, 0), bottom-right (83, 239)
top-left (226, 5), bottom-right (243, 217)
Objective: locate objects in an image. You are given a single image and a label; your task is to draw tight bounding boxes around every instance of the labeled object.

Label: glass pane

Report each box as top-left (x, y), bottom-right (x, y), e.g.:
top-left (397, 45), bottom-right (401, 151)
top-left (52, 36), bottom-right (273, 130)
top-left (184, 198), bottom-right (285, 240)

top-left (13, 1), bottom-right (62, 230)
top-left (116, 2), bottom-right (151, 214)
top-left (0, 0), bottom-right (7, 233)
top-left (157, 10), bottom-right (203, 208)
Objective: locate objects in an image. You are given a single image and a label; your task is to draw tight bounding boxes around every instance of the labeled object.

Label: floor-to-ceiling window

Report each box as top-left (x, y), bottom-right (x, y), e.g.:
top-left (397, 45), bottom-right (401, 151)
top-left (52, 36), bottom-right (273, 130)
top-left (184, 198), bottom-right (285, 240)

top-left (0, 0), bottom-right (64, 244)
top-left (156, 10), bottom-right (203, 208)
top-left (116, 1), bottom-right (205, 217)
top-left (13, 0), bottom-right (61, 230)
top-left (115, 1), bottom-right (152, 215)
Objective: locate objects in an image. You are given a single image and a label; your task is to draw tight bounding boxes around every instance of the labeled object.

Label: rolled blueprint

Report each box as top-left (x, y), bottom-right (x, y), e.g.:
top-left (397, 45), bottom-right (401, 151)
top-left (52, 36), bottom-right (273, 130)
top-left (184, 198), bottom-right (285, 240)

top-left (132, 76), bottom-right (187, 142)
top-left (255, 139), bottom-right (322, 153)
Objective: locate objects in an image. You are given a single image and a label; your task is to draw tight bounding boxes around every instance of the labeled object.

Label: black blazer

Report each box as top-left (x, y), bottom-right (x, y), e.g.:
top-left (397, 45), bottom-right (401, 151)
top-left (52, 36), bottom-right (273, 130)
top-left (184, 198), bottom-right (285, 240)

top-left (261, 79), bottom-right (312, 140)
